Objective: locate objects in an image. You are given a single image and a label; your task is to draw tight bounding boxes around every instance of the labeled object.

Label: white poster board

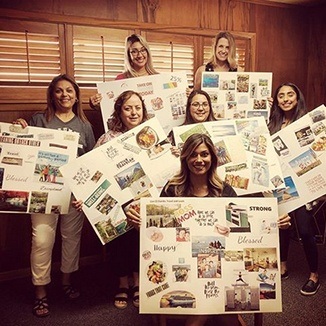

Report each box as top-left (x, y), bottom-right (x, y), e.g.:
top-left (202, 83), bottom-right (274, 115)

top-left (0, 123), bottom-right (79, 214)
top-left (265, 105), bottom-right (326, 214)
top-left (98, 72), bottom-right (188, 135)
top-left (140, 197), bottom-right (281, 315)
top-left (201, 72), bottom-right (272, 121)
top-left (173, 117), bottom-right (284, 196)
top-left (60, 117), bottom-right (180, 245)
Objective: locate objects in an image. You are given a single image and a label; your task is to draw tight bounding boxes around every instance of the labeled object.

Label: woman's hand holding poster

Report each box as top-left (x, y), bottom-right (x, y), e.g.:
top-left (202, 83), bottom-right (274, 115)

top-left (98, 72), bottom-right (188, 135)
top-left (60, 117), bottom-right (180, 244)
top-left (0, 122), bottom-right (79, 214)
top-left (266, 104), bottom-right (326, 214)
top-left (139, 197), bottom-right (281, 315)
top-left (173, 117), bottom-right (284, 196)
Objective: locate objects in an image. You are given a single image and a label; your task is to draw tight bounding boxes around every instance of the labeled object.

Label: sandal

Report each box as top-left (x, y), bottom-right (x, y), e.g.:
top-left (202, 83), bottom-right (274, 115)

top-left (62, 284), bottom-right (80, 300)
top-left (114, 287), bottom-right (129, 309)
top-left (33, 297), bottom-right (50, 317)
top-left (131, 286), bottom-right (139, 308)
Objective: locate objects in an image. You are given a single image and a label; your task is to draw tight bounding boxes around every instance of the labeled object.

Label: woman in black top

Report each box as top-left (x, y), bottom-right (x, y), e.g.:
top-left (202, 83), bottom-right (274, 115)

top-left (194, 31), bottom-right (244, 90)
top-left (268, 82), bottom-right (320, 296)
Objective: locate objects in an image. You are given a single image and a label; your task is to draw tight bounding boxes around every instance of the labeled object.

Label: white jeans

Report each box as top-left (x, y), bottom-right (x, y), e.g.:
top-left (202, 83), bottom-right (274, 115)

top-left (30, 198), bottom-right (84, 286)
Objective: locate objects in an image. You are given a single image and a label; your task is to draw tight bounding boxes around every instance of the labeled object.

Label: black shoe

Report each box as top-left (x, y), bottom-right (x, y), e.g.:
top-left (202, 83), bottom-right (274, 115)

top-left (281, 271), bottom-right (289, 280)
top-left (300, 279), bottom-right (320, 296)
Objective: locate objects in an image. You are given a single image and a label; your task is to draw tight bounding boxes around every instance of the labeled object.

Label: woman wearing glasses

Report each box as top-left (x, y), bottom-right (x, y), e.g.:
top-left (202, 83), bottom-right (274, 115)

top-left (169, 89), bottom-right (216, 156)
top-left (184, 89), bottom-right (216, 124)
top-left (116, 34), bottom-right (158, 80)
top-left (90, 34), bottom-right (158, 109)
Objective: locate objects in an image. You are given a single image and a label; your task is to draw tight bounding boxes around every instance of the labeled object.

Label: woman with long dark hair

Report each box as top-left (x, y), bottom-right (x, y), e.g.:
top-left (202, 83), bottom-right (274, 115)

top-left (268, 82), bottom-right (320, 296)
top-left (14, 74), bottom-right (95, 317)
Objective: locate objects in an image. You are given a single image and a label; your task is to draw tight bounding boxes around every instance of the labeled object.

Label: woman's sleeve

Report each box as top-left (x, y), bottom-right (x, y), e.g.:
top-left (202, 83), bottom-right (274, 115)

top-left (222, 183), bottom-right (238, 197)
top-left (85, 123), bottom-right (96, 152)
top-left (29, 113), bottom-right (43, 127)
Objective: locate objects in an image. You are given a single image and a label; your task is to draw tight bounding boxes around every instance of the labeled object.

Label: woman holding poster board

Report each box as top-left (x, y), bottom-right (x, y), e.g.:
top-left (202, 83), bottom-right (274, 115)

top-left (194, 31), bottom-right (244, 90)
top-left (13, 74), bottom-right (96, 317)
top-left (127, 133), bottom-right (291, 325)
top-left (95, 90), bottom-right (149, 310)
top-left (269, 82), bottom-right (320, 296)
top-left (169, 89), bottom-right (216, 153)
top-left (89, 34), bottom-right (159, 110)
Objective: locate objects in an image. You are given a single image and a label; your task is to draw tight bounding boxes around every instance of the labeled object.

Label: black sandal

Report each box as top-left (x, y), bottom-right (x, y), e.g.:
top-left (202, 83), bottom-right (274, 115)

top-left (114, 287), bottom-right (129, 309)
top-left (131, 286), bottom-right (139, 308)
top-left (62, 284), bottom-right (80, 300)
top-left (33, 297), bottom-right (50, 317)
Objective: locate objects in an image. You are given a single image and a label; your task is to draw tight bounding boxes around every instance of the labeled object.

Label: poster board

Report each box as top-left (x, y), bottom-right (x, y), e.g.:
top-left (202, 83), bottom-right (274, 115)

top-left (0, 123), bottom-right (79, 214)
top-left (173, 117), bottom-right (284, 196)
top-left (265, 105), bottom-right (326, 214)
top-left (60, 117), bottom-right (180, 244)
top-left (139, 197), bottom-right (281, 315)
top-left (201, 72), bottom-right (272, 121)
top-left (98, 72), bottom-right (188, 135)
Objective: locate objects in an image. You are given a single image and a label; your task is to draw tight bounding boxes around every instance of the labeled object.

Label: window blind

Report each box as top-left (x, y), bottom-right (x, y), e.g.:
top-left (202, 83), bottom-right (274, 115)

top-left (73, 36), bottom-right (125, 84)
top-left (0, 30), bottom-right (61, 83)
top-left (149, 41), bottom-right (194, 86)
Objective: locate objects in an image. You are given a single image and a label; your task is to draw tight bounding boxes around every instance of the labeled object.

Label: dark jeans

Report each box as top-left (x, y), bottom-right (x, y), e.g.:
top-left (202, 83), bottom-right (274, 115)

top-left (107, 228), bottom-right (140, 278)
top-left (280, 206), bottom-right (318, 273)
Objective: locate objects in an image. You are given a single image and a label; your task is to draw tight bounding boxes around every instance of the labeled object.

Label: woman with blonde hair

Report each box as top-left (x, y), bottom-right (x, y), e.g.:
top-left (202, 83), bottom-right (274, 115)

top-left (90, 34), bottom-right (158, 109)
top-left (117, 33), bottom-right (158, 79)
top-left (194, 31), bottom-right (244, 90)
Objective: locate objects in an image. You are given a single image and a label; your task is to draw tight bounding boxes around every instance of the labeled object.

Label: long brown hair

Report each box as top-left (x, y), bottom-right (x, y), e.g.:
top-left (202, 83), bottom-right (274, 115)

top-left (184, 90), bottom-right (216, 124)
top-left (45, 74), bottom-right (88, 123)
top-left (108, 90), bottom-right (149, 132)
top-left (268, 82), bottom-right (308, 135)
top-left (164, 133), bottom-right (224, 197)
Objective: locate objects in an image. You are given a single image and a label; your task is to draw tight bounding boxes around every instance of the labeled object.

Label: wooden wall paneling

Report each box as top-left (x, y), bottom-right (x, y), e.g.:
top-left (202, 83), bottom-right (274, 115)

top-left (58, 23), bottom-right (67, 74)
top-left (0, 110), bottom-right (43, 125)
top-left (196, 0), bottom-right (219, 30)
top-left (0, 17), bottom-right (59, 34)
top-left (245, 32), bottom-right (257, 72)
top-left (72, 25), bottom-right (131, 39)
top-left (138, 0), bottom-right (160, 23)
top-left (306, 4), bottom-right (326, 110)
top-left (0, 0), bottom-right (139, 21)
top-left (253, 5), bottom-right (308, 96)
top-left (0, 88), bottom-right (47, 106)
top-left (153, 0), bottom-right (201, 27)
top-left (230, 1), bottom-right (251, 32)
top-left (216, 0), bottom-right (230, 30)
top-left (144, 31), bottom-right (194, 44)
top-left (65, 24), bottom-right (74, 76)
top-left (193, 36), bottom-right (204, 75)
